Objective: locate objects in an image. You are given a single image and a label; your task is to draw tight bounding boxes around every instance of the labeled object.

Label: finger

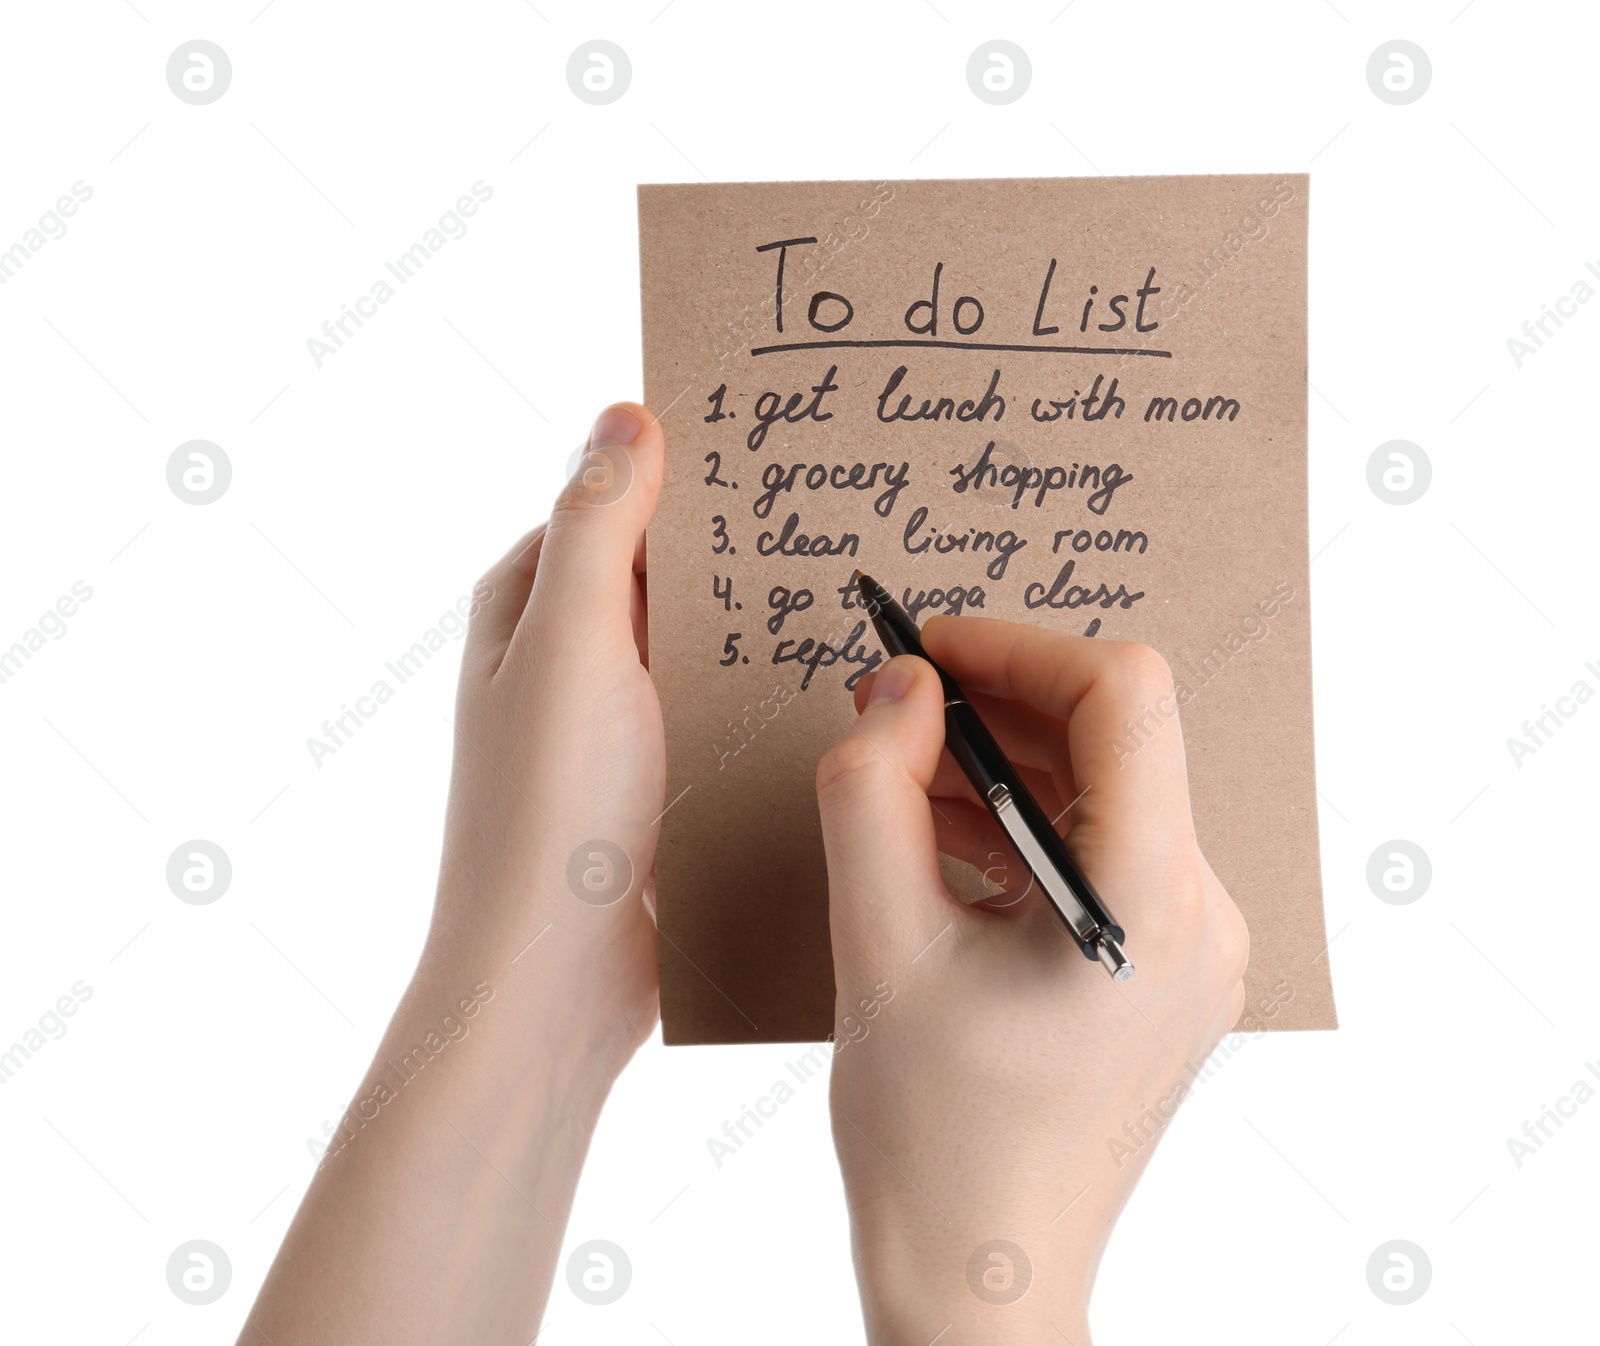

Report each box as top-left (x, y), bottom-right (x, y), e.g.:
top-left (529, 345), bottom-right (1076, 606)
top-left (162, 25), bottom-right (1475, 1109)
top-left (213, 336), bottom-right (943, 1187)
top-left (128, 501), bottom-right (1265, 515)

top-left (854, 672), bottom-right (1072, 779)
top-left (630, 568), bottom-right (649, 670)
top-left (963, 689), bottom-right (1075, 781)
top-left (921, 616), bottom-right (1195, 868)
top-left (504, 403), bottom-right (664, 673)
top-left (634, 527), bottom-right (650, 667)
top-left (856, 666), bottom-right (1080, 850)
top-left (816, 656), bottom-right (967, 975)
top-left (464, 524), bottom-right (546, 674)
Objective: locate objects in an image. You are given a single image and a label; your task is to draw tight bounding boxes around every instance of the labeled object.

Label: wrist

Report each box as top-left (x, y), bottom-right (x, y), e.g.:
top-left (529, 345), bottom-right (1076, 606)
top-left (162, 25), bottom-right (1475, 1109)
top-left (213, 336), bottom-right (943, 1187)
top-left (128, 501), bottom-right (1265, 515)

top-left (421, 861), bottom-right (659, 1070)
top-left (844, 1198), bottom-right (1097, 1345)
top-left (281, 922), bottom-right (629, 1342)
top-left (411, 933), bottom-right (643, 1082)
top-left (856, 1255), bottom-right (1092, 1346)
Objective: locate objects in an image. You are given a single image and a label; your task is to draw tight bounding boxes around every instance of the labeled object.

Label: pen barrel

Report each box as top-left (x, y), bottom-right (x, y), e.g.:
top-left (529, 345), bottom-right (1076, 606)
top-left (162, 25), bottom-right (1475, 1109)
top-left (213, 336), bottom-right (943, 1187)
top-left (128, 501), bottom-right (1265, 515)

top-left (942, 700), bottom-right (1011, 800)
top-left (944, 701), bottom-right (1125, 955)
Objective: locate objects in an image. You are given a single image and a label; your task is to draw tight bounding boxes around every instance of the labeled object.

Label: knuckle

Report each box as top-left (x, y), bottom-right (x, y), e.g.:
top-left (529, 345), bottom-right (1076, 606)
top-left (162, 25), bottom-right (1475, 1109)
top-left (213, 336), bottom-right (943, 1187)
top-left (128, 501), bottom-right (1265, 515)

top-left (1154, 867), bottom-right (1211, 931)
top-left (1224, 979), bottom-right (1247, 1027)
top-left (1108, 641), bottom-right (1175, 697)
top-left (470, 542), bottom-right (526, 609)
top-left (1224, 921), bottom-right (1251, 983)
top-left (548, 482), bottom-right (595, 525)
top-left (815, 734), bottom-right (894, 805)
top-left (553, 446), bottom-right (635, 520)
top-left (1212, 900), bottom-right (1251, 984)
top-left (465, 572), bottom-right (500, 629)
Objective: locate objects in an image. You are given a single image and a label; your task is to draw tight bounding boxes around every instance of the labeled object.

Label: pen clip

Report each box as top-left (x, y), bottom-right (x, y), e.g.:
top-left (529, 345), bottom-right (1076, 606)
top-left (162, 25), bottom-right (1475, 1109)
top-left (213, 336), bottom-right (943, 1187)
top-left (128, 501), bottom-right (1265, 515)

top-left (985, 783), bottom-right (1099, 943)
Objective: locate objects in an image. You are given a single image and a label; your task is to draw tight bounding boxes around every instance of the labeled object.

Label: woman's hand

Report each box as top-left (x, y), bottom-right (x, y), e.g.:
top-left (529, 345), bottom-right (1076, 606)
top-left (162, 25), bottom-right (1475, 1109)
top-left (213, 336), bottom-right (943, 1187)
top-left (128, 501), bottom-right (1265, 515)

top-left (241, 403), bottom-right (666, 1345)
top-left (815, 620), bottom-right (1249, 1345)
top-left (430, 400), bottom-right (665, 1057)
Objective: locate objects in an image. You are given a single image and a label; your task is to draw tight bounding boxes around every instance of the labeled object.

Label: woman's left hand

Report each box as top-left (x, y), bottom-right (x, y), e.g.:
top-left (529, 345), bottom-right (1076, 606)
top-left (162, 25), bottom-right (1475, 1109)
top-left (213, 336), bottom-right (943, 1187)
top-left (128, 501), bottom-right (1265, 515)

top-left (242, 402), bottom-right (667, 1345)
top-left (429, 400), bottom-right (666, 1060)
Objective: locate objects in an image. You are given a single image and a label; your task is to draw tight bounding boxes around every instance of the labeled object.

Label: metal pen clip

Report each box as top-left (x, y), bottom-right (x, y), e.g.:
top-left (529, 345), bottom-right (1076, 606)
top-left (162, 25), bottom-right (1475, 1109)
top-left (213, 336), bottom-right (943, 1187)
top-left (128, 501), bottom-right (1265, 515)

top-left (986, 784), bottom-right (1135, 984)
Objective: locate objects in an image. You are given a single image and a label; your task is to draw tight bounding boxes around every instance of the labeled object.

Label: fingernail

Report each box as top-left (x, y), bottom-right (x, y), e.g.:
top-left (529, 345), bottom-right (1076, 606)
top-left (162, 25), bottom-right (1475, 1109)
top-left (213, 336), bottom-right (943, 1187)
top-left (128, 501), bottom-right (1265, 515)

top-left (591, 404), bottom-right (643, 446)
top-left (866, 660), bottom-right (916, 708)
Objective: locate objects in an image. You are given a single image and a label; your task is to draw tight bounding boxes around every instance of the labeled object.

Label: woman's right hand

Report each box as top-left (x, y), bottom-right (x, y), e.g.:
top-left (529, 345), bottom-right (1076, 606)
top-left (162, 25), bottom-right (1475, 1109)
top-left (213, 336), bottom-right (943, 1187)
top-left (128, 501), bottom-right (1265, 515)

top-left (814, 618), bottom-right (1249, 1344)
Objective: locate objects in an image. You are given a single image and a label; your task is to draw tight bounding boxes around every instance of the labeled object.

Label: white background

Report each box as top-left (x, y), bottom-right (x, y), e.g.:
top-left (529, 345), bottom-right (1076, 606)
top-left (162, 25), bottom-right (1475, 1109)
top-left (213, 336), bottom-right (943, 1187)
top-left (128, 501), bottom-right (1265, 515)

top-left (1, 1), bottom-right (1595, 1342)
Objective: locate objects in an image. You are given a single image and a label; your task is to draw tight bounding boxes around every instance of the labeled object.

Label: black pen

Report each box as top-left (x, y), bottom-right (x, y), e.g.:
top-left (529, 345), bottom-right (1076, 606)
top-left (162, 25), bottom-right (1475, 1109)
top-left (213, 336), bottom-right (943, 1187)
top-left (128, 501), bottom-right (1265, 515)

top-left (854, 571), bottom-right (1133, 983)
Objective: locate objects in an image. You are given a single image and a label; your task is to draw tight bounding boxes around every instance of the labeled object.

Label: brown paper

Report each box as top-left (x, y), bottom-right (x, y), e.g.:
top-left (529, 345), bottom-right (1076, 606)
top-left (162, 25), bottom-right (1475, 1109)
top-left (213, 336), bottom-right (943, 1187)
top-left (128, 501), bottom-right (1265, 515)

top-left (639, 175), bottom-right (1335, 1044)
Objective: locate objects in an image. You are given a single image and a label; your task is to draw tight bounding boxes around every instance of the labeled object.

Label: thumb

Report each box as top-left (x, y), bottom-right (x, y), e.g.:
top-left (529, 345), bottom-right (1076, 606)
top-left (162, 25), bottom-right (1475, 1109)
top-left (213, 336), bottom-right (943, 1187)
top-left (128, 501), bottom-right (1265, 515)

top-left (816, 656), bottom-right (956, 981)
top-left (508, 402), bottom-right (662, 668)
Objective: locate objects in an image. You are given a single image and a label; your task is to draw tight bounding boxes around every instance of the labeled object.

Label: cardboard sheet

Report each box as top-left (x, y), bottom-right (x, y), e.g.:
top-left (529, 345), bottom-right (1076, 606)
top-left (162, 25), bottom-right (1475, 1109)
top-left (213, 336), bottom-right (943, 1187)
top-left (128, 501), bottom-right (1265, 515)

top-left (639, 175), bottom-right (1335, 1044)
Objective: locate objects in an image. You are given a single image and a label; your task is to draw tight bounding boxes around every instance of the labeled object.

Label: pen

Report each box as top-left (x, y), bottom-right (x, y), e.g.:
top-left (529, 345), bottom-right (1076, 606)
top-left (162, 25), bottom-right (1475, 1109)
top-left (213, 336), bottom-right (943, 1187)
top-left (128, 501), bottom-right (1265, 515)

top-left (854, 571), bottom-right (1134, 983)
